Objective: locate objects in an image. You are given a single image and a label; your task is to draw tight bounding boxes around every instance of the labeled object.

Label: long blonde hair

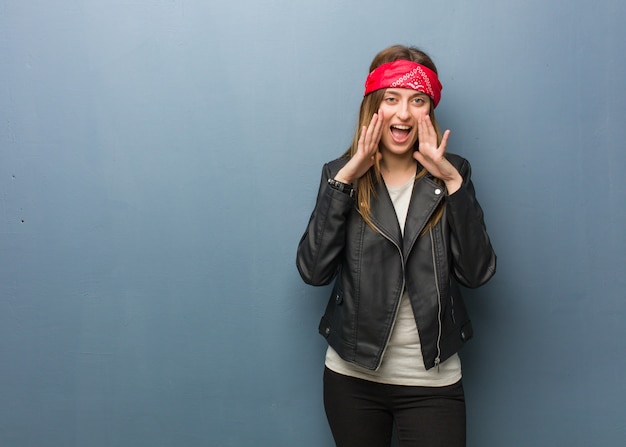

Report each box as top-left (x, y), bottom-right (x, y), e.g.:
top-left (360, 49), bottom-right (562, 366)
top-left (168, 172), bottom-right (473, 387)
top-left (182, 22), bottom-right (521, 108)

top-left (344, 45), bottom-right (445, 232)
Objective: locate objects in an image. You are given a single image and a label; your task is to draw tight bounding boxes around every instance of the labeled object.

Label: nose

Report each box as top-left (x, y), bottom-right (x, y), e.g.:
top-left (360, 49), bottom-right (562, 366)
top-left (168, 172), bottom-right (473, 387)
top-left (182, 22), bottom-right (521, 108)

top-left (396, 100), bottom-right (410, 120)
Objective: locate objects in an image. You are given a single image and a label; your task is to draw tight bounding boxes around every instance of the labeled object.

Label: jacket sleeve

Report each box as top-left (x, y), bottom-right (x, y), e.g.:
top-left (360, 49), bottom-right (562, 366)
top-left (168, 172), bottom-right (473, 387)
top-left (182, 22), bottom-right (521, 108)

top-left (445, 157), bottom-right (497, 288)
top-left (296, 161), bottom-right (355, 286)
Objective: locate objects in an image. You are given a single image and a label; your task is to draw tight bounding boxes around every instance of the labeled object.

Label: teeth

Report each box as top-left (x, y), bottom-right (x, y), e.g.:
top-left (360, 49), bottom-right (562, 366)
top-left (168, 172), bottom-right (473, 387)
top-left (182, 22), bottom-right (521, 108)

top-left (391, 125), bottom-right (411, 130)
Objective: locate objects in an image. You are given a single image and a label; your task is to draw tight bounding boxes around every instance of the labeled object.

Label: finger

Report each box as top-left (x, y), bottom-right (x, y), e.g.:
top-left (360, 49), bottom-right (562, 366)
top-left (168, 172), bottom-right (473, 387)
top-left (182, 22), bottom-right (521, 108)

top-left (357, 125), bottom-right (368, 151)
top-left (373, 109), bottom-right (384, 132)
top-left (370, 110), bottom-right (384, 147)
top-left (367, 112), bottom-right (380, 138)
top-left (423, 115), bottom-right (436, 140)
top-left (439, 129), bottom-right (451, 152)
top-left (363, 112), bottom-right (381, 153)
top-left (417, 117), bottom-right (430, 143)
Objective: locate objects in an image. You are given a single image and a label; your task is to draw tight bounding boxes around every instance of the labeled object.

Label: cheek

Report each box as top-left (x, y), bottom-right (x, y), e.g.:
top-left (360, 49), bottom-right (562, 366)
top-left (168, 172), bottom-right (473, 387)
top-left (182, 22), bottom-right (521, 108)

top-left (410, 106), bottom-right (429, 120)
top-left (379, 115), bottom-right (392, 130)
top-left (420, 105), bottom-right (431, 117)
top-left (378, 104), bottom-right (392, 118)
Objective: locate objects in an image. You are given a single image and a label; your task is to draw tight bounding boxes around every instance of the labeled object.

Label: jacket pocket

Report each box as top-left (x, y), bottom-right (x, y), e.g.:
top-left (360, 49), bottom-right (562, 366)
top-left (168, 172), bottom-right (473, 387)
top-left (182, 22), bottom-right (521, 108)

top-left (439, 282), bottom-right (474, 362)
top-left (318, 282), bottom-right (343, 339)
top-left (459, 320), bottom-right (473, 342)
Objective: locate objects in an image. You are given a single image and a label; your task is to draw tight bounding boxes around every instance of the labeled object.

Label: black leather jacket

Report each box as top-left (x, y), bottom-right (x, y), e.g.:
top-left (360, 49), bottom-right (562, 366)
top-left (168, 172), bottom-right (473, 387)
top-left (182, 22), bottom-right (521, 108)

top-left (296, 154), bottom-right (496, 371)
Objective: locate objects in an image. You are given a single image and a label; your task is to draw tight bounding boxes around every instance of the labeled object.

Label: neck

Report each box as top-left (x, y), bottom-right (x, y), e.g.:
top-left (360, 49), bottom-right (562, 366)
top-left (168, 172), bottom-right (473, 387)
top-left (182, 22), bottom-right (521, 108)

top-left (380, 153), bottom-right (417, 187)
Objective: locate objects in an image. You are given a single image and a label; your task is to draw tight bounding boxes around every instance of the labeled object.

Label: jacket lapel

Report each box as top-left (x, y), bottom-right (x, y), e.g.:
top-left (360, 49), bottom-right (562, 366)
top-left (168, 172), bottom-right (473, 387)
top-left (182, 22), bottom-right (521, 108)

top-left (369, 179), bottom-right (403, 248)
top-left (369, 175), bottom-right (445, 255)
top-left (402, 175), bottom-right (445, 256)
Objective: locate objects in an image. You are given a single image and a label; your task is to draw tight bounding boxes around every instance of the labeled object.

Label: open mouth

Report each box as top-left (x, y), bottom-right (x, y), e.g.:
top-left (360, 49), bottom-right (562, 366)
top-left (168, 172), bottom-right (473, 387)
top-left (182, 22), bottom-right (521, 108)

top-left (390, 125), bottom-right (412, 143)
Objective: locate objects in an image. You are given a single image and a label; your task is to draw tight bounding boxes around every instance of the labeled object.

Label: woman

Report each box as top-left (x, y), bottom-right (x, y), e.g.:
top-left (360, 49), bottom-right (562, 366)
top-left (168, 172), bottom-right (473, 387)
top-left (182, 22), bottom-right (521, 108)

top-left (296, 45), bottom-right (496, 447)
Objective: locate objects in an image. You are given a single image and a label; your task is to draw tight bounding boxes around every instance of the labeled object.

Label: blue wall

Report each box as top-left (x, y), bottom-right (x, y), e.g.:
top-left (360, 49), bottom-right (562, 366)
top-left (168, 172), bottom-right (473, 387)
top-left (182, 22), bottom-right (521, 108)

top-left (1, 1), bottom-right (625, 446)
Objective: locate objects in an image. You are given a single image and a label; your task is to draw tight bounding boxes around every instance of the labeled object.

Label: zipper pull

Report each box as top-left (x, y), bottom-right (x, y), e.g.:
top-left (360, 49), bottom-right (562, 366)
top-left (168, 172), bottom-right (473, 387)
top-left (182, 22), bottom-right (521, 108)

top-left (435, 357), bottom-right (440, 372)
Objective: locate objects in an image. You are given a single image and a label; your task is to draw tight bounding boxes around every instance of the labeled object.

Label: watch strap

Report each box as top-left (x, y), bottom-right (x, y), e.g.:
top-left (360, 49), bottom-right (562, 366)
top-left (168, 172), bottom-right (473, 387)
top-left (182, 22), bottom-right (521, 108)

top-left (328, 178), bottom-right (356, 198)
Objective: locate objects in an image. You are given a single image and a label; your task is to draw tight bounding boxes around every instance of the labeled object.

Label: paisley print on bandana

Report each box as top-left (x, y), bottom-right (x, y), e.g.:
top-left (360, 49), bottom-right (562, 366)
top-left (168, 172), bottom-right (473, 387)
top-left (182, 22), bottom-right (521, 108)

top-left (364, 60), bottom-right (442, 107)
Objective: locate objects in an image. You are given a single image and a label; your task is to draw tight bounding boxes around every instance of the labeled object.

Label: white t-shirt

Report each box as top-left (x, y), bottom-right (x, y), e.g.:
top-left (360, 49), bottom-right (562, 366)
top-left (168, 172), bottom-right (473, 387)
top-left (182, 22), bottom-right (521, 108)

top-left (325, 176), bottom-right (462, 386)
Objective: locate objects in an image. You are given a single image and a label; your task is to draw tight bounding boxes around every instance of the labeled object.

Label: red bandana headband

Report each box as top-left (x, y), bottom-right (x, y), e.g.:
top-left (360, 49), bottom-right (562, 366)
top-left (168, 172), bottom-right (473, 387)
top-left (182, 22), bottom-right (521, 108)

top-left (364, 59), bottom-right (443, 107)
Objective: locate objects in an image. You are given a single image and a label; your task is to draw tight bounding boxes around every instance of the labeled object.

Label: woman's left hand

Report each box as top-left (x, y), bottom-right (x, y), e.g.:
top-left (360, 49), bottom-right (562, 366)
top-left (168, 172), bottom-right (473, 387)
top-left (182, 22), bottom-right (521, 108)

top-left (413, 115), bottom-right (462, 194)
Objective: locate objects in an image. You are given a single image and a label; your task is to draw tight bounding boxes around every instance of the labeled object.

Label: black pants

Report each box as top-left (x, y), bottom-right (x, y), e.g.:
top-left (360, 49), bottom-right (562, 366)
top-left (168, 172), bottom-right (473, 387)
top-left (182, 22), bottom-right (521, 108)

top-left (323, 367), bottom-right (466, 447)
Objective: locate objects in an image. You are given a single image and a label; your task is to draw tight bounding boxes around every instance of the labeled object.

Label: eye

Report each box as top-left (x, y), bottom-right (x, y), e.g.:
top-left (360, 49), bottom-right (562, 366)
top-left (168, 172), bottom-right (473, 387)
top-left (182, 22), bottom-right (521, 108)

top-left (413, 97), bottom-right (427, 105)
top-left (384, 96), bottom-right (397, 104)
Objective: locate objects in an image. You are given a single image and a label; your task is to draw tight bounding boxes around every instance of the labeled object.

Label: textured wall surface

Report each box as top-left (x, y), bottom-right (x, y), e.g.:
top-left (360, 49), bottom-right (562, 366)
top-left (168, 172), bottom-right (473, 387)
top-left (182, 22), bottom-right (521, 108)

top-left (1, 1), bottom-right (625, 446)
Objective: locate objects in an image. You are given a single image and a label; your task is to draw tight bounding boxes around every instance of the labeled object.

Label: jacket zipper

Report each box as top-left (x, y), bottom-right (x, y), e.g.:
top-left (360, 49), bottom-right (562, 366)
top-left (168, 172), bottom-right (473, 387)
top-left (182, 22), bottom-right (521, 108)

top-left (450, 290), bottom-right (456, 324)
top-left (370, 222), bottom-right (405, 371)
top-left (429, 229), bottom-right (443, 371)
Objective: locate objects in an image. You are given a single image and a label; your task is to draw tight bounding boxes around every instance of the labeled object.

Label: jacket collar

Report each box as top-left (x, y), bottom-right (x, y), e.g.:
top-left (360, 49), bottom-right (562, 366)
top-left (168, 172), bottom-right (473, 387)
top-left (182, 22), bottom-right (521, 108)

top-left (369, 179), bottom-right (402, 247)
top-left (403, 175), bottom-right (445, 255)
top-left (369, 174), bottom-right (445, 256)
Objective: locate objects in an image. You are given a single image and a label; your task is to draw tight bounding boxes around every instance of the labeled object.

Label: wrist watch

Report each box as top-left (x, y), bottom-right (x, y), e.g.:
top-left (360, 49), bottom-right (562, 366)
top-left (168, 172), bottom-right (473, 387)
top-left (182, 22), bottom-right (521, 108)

top-left (328, 178), bottom-right (356, 198)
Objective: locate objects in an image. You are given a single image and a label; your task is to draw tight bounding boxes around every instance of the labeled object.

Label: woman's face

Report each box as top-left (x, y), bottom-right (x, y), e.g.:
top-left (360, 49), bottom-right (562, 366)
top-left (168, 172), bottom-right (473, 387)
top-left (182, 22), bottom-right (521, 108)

top-left (378, 88), bottom-right (431, 156)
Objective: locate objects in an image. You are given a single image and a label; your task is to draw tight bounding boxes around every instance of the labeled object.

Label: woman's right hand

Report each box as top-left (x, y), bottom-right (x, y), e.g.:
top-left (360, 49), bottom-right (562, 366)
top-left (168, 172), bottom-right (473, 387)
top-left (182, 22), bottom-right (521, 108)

top-left (334, 110), bottom-right (384, 184)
